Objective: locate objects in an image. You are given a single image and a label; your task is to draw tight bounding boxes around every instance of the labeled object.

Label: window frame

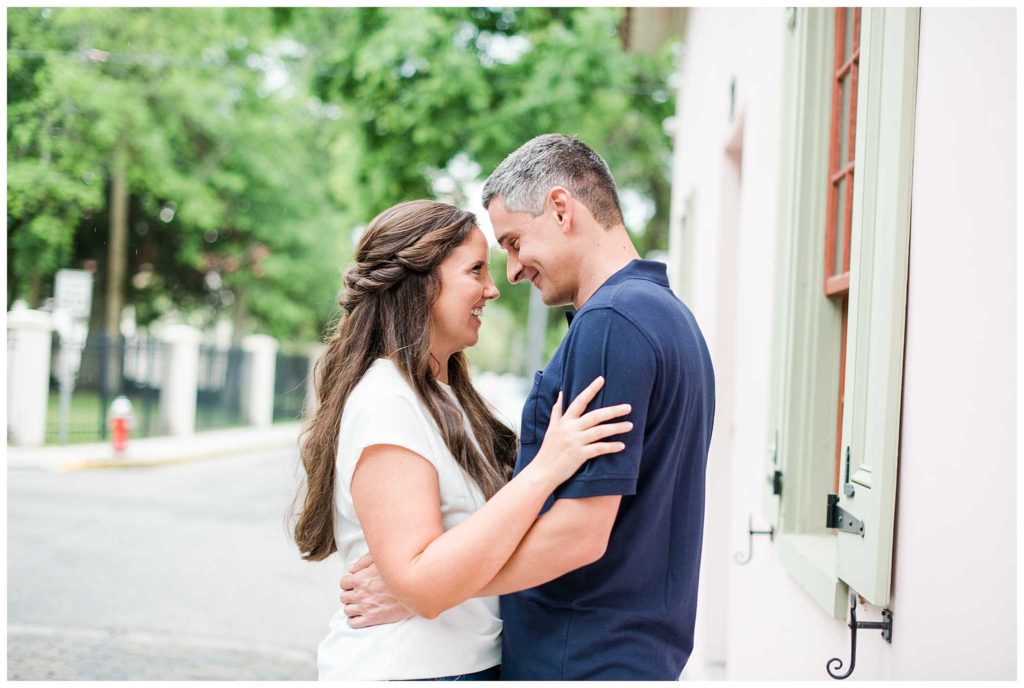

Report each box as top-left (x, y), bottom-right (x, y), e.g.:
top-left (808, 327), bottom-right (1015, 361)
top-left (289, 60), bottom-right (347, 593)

top-left (765, 6), bottom-right (918, 617)
top-left (764, 6), bottom-right (850, 620)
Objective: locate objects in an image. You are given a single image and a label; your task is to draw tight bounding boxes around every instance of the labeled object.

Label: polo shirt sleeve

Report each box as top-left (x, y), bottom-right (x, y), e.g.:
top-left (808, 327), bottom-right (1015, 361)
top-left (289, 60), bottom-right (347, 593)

top-left (552, 307), bottom-right (657, 500)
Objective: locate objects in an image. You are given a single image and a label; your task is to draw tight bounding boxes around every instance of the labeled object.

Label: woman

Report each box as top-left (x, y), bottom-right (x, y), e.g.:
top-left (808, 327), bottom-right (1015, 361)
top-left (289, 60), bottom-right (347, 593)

top-left (293, 200), bottom-right (631, 680)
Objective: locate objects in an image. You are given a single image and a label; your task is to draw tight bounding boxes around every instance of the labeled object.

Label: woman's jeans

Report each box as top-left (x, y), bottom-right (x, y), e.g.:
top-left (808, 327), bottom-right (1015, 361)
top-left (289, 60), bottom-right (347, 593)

top-left (418, 666), bottom-right (500, 681)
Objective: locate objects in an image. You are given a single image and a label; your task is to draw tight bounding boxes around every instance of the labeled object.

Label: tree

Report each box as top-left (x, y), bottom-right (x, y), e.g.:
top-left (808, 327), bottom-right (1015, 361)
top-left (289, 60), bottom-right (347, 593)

top-left (277, 7), bottom-right (677, 365)
top-left (7, 8), bottom-right (348, 341)
top-left (285, 8), bottom-right (675, 243)
top-left (7, 8), bottom-right (675, 354)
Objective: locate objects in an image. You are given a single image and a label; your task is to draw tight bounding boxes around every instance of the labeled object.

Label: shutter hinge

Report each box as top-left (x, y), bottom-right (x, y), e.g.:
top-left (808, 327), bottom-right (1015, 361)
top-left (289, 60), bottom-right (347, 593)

top-left (767, 431), bottom-right (782, 496)
top-left (826, 493), bottom-right (864, 536)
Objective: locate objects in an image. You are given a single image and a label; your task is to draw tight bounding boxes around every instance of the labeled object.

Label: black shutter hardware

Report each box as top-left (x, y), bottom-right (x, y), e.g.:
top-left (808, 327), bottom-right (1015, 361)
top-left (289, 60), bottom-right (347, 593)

top-left (825, 493), bottom-right (864, 536)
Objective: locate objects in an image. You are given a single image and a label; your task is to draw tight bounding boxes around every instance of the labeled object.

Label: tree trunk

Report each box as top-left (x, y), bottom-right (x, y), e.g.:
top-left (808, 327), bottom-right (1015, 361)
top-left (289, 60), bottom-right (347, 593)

top-left (105, 139), bottom-right (128, 336)
top-left (28, 270), bottom-right (42, 308)
top-left (643, 175), bottom-right (671, 256)
top-left (231, 282), bottom-right (248, 346)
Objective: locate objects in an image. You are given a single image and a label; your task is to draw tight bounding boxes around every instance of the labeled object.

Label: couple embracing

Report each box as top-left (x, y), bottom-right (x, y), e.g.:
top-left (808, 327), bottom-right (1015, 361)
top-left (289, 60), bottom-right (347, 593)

top-left (293, 134), bottom-right (715, 681)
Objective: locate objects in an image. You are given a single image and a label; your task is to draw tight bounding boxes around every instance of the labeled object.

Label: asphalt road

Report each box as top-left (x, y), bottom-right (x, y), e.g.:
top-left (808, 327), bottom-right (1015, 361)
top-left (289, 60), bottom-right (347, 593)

top-left (7, 446), bottom-right (343, 680)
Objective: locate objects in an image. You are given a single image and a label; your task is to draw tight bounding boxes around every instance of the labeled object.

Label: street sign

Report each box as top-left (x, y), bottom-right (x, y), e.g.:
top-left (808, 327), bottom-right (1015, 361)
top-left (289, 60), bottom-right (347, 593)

top-left (54, 269), bottom-right (93, 322)
top-left (53, 269), bottom-right (94, 444)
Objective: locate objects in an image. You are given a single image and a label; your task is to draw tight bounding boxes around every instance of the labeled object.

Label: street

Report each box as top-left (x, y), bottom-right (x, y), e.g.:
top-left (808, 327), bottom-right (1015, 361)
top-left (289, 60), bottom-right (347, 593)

top-left (7, 374), bottom-right (529, 680)
top-left (7, 446), bottom-right (341, 680)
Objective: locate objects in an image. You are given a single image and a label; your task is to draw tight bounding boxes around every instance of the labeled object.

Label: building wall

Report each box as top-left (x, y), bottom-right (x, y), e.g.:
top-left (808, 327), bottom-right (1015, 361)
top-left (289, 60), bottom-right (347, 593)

top-left (888, 8), bottom-right (1017, 678)
top-left (667, 8), bottom-right (786, 677)
top-left (670, 7), bottom-right (1017, 680)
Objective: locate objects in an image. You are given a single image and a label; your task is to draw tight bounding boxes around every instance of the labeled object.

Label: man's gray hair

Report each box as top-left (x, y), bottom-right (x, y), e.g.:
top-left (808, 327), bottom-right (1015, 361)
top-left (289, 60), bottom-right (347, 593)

top-left (481, 134), bottom-right (624, 229)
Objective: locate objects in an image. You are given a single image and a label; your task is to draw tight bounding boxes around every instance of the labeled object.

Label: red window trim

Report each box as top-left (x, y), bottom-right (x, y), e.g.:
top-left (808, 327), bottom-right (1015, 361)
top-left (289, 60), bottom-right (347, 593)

top-left (825, 8), bottom-right (861, 490)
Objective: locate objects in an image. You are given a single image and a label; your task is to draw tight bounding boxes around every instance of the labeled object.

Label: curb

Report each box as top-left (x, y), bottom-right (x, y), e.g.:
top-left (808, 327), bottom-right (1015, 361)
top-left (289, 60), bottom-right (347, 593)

top-left (55, 438), bottom-right (299, 472)
top-left (8, 424), bottom-right (303, 473)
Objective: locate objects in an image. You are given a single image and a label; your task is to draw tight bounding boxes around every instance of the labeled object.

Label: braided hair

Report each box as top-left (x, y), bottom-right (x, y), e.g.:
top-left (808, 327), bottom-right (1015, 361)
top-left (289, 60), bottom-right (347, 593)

top-left (293, 200), bottom-right (518, 561)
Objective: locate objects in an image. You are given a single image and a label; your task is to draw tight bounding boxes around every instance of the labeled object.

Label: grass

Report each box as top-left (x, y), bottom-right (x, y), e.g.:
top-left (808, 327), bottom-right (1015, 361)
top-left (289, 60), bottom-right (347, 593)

top-left (45, 390), bottom-right (106, 444)
top-left (44, 389), bottom-right (161, 445)
top-left (43, 390), bottom-right (306, 445)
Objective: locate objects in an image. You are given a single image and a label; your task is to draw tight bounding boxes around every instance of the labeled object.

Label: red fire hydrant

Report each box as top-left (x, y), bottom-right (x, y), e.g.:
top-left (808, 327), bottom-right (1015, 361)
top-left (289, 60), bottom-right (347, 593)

top-left (109, 395), bottom-right (135, 456)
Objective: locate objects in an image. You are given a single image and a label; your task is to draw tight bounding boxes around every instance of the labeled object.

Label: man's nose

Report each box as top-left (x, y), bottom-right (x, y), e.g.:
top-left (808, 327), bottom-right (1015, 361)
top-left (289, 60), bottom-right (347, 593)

top-left (507, 256), bottom-right (523, 284)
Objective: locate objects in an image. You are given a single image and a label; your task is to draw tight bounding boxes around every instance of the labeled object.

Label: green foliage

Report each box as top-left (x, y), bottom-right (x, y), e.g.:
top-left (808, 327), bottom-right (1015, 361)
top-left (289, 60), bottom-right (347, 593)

top-left (7, 7), bottom-right (676, 352)
top-left (7, 7), bottom-right (348, 341)
top-left (295, 8), bottom-right (675, 240)
top-left (290, 7), bottom-right (677, 355)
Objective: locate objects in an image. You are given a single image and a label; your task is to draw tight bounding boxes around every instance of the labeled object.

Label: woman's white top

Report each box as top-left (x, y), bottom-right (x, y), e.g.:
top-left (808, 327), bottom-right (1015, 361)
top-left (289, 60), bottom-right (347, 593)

top-left (317, 358), bottom-right (502, 680)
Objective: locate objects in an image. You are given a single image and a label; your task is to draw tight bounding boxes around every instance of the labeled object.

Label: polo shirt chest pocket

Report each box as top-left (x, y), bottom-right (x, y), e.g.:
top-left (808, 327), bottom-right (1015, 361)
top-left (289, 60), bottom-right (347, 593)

top-left (519, 371), bottom-right (546, 445)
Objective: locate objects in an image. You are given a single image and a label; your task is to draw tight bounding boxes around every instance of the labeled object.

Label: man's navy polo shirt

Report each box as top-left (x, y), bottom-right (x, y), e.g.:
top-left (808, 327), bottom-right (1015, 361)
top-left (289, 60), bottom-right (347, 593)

top-left (499, 259), bottom-right (715, 680)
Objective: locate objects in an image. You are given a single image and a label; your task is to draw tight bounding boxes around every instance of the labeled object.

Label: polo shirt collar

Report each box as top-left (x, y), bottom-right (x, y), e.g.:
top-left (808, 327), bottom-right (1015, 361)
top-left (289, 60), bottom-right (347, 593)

top-left (565, 259), bottom-right (669, 324)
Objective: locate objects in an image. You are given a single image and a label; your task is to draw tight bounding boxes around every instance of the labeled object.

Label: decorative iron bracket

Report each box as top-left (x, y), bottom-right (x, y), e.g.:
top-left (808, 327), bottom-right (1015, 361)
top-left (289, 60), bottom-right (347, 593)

top-left (826, 493), bottom-right (864, 536)
top-left (734, 514), bottom-right (774, 565)
top-left (827, 592), bottom-right (893, 679)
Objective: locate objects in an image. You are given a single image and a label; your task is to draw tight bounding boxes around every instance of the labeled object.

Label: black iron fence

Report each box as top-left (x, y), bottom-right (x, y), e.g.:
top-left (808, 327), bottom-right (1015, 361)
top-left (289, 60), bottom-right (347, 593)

top-left (195, 345), bottom-right (248, 431)
top-left (273, 352), bottom-right (310, 423)
top-left (46, 332), bottom-right (166, 444)
top-left (39, 332), bottom-right (311, 443)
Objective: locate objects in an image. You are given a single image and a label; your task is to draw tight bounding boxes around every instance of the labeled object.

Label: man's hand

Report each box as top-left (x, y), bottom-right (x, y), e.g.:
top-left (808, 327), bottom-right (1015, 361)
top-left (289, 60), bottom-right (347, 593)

top-left (339, 553), bottom-right (415, 629)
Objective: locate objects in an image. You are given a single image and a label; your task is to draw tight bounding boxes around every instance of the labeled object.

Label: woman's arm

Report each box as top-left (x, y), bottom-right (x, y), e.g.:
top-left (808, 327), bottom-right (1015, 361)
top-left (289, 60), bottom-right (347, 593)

top-left (341, 495), bottom-right (620, 626)
top-left (472, 494), bottom-right (621, 597)
top-left (351, 443), bottom-right (551, 619)
top-left (349, 377), bottom-right (630, 620)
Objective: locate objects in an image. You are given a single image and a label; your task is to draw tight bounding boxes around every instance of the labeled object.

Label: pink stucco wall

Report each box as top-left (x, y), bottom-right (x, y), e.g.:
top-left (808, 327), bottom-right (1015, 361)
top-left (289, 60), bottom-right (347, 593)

top-left (668, 8), bottom-right (785, 678)
top-left (887, 7), bottom-right (1017, 678)
top-left (671, 7), bottom-right (1017, 680)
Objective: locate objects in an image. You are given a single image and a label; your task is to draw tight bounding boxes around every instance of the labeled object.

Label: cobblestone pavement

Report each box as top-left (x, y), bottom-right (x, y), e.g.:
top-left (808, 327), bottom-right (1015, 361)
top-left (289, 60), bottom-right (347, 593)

top-left (7, 625), bottom-right (316, 680)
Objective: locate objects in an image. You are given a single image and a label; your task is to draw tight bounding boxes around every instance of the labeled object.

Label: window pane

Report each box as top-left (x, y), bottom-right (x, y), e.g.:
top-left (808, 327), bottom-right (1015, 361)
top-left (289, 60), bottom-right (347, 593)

top-left (851, 9), bottom-right (861, 56)
top-left (832, 176), bottom-right (847, 276)
top-left (844, 8), bottom-right (856, 62)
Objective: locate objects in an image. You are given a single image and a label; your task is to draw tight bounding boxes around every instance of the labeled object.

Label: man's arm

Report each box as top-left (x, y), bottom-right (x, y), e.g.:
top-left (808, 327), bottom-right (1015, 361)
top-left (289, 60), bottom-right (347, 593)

top-left (473, 309), bottom-right (656, 595)
top-left (343, 493), bottom-right (620, 617)
top-left (474, 494), bottom-right (620, 597)
top-left (474, 310), bottom-right (656, 595)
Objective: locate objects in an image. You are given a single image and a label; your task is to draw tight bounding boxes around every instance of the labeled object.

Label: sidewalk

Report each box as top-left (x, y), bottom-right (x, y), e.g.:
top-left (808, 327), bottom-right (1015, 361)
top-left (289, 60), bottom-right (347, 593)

top-left (5, 423), bottom-right (302, 473)
top-left (6, 372), bottom-right (528, 474)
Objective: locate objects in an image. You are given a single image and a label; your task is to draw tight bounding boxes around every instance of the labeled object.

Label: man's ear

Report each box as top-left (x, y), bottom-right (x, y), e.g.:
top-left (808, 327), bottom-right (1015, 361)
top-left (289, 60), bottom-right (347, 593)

top-left (548, 187), bottom-right (574, 233)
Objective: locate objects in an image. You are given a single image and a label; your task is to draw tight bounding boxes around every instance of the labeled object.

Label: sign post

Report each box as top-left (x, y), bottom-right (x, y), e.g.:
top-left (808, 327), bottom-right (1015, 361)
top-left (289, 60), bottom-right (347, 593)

top-left (53, 269), bottom-right (93, 444)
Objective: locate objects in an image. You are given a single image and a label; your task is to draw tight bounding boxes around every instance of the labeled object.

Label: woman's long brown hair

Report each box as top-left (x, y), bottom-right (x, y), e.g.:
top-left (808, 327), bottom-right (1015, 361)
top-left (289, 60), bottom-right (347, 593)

top-left (293, 200), bottom-right (518, 561)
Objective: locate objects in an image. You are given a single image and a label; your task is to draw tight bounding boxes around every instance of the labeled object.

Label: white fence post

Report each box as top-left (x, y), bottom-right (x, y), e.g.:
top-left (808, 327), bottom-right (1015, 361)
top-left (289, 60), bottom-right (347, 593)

top-left (158, 324), bottom-right (200, 436)
top-left (241, 334), bottom-right (278, 427)
top-left (305, 344), bottom-right (326, 415)
top-left (6, 309), bottom-right (54, 446)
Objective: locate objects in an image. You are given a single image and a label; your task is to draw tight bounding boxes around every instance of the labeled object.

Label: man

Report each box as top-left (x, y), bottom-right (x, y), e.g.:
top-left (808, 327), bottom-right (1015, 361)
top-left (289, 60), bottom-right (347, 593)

top-left (340, 134), bottom-right (715, 680)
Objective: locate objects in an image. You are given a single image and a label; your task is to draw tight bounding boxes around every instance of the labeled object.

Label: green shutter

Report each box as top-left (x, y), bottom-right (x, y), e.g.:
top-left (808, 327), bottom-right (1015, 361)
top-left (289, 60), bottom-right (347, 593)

top-left (835, 7), bottom-right (920, 608)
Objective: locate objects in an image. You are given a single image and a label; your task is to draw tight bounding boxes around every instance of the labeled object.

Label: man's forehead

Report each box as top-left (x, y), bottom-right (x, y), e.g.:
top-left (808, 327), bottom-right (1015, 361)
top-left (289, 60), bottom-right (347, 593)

top-left (487, 202), bottom-right (518, 245)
